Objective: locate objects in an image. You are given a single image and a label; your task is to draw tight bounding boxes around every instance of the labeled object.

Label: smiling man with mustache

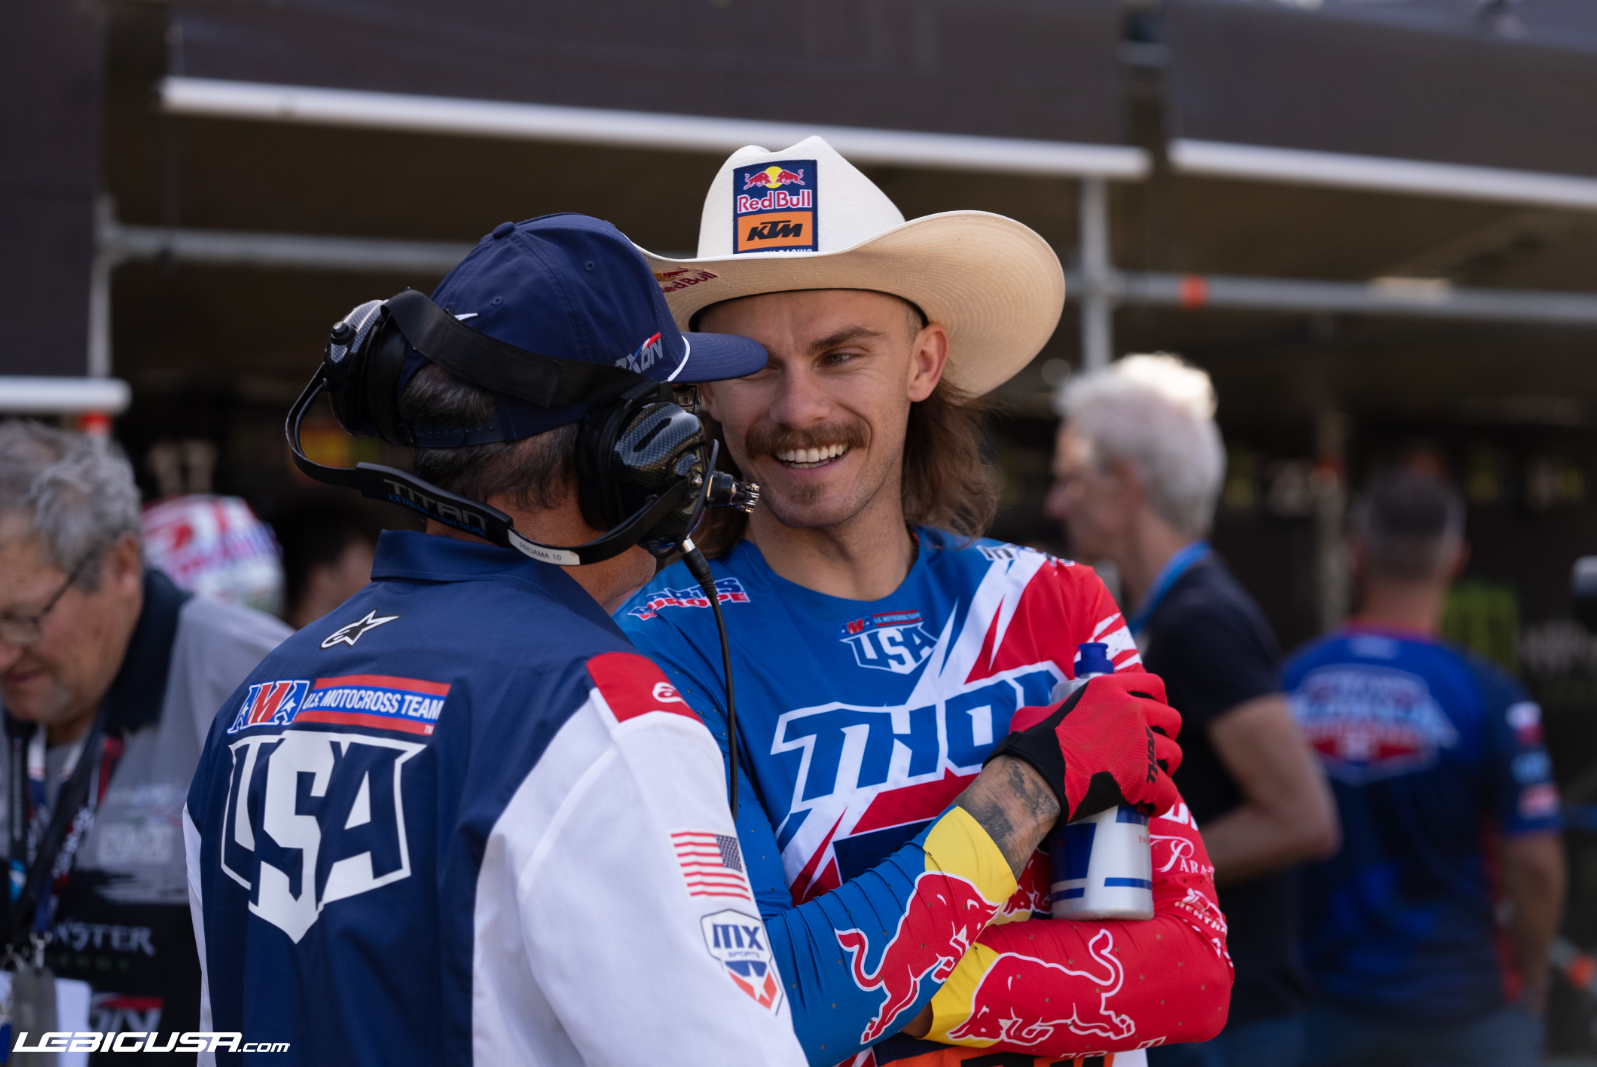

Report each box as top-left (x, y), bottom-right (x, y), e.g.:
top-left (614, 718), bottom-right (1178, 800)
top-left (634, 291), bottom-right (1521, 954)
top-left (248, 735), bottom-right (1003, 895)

top-left (617, 138), bottom-right (1233, 1067)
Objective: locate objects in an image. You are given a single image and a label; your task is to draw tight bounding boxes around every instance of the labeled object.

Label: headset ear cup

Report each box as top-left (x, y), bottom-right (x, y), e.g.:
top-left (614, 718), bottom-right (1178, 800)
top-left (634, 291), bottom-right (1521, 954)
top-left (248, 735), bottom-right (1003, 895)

top-left (574, 404), bottom-right (614, 531)
top-left (609, 401), bottom-right (711, 555)
top-left (365, 320), bottom-right (412, 444)
top-left (324, 300), bottom-right (387, 438)
top-left (575, 385), bottom-right (692, 537)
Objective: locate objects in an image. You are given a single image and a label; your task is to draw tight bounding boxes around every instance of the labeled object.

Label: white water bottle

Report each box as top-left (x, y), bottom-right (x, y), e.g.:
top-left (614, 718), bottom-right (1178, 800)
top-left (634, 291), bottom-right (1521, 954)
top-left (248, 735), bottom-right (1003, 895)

top-left (1048, 642), bottom-right (1155, 920)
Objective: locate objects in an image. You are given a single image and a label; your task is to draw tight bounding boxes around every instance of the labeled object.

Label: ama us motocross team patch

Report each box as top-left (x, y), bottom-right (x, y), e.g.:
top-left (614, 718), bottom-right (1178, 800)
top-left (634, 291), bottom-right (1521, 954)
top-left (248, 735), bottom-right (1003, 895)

top-left (733, 159), bottom-right (817, 254)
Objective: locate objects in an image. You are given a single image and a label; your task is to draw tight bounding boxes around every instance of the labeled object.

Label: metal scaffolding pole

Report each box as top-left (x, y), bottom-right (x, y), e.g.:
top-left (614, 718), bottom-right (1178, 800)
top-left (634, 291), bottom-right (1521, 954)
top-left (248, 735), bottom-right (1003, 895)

top-left (87, 198), bottom-right (119, 379)
top-left (1065, 271), bottom-right (1597, 327)
top-left (1077, 177), bottom-right (1115, 371)
top-left (1314, 411), bottom-right (1350, 634)
top-left (93, 218), bottom-right (1597, 336)
top-left (100, 219), bottom-right (474, 274)
top-left (162, 77), bottom-right (1152, 181)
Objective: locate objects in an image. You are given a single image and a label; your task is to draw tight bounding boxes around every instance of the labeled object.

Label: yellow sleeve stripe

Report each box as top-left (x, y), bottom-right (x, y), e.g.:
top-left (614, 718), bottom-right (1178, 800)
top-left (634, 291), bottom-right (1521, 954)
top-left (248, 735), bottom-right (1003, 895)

top-left (926, 941), bottom-right (1006, 1045)
top-left (922, 806), bottom-right (1018, 910)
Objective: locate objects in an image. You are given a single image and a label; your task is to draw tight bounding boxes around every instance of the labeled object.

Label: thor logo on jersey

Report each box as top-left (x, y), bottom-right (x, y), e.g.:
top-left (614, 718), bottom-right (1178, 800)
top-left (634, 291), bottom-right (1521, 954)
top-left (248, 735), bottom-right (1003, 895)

top-left (774, 668), bottom-right (1058, 811)
top-left (220, 730), bottom-right (426, 942)
top-left (840, 611), bottom-right (936, 674)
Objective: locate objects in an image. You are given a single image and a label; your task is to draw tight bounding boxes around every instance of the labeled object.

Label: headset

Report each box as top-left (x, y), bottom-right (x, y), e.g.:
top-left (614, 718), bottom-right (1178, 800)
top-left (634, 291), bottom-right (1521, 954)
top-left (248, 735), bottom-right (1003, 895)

top-left (286, 289), bottom-right (759, 811)
top-left (286, 289), bottom-right (758, 566)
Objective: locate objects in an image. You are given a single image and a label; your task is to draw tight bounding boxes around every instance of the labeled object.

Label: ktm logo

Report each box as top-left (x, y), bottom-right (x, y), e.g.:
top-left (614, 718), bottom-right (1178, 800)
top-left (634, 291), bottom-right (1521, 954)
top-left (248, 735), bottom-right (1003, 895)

top-left (745, 220), bottom-right (804, 242)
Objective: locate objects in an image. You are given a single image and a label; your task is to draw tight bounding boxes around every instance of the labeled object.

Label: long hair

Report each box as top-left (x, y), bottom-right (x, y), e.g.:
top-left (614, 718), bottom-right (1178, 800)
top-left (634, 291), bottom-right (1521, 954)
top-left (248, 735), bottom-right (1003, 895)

top-left (691, 379), bottom-right (998, 559)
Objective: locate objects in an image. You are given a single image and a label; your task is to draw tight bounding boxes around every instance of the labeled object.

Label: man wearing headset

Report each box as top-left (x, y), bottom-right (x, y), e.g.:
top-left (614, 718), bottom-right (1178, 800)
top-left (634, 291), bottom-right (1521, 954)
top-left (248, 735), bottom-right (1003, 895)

top-left (619, 140), bottom-right (1233, 1066)
top-left (184, 216), bottom-right (812, 1066)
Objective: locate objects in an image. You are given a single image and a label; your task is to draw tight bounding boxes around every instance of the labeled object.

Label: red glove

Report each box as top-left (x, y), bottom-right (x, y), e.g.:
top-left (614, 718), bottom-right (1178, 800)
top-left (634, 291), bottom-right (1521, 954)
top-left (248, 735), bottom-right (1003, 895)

top-left (987, 673), bottom-right (1183, 824)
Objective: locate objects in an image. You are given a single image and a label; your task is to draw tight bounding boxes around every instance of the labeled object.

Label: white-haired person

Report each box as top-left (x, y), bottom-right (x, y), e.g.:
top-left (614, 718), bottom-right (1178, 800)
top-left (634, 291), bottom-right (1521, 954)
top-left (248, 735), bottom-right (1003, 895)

top-left (0, 420), bottom-right (289, 1041)
top-left (1049, 354), bottom-right (1340, 1067)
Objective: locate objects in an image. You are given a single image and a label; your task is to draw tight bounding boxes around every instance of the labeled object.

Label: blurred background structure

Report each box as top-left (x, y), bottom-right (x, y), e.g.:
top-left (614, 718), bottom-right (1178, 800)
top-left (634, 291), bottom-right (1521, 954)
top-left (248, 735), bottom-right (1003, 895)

top-left (6, 0), bottom-right (1597, 1054)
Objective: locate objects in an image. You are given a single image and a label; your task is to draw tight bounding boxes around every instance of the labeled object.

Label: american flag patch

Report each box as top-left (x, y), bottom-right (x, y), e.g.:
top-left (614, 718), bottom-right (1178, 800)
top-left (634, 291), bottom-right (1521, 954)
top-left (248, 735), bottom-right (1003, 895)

top-left (671, 830), bottom-right (751, 901)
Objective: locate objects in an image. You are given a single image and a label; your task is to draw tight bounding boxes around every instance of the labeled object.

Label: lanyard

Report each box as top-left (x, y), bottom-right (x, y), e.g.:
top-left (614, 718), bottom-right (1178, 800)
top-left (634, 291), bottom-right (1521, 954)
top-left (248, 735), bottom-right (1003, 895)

top-left (1125, 541), bottom-right (1212, 638)
top-left (5, 710), bottom-right (121, 950)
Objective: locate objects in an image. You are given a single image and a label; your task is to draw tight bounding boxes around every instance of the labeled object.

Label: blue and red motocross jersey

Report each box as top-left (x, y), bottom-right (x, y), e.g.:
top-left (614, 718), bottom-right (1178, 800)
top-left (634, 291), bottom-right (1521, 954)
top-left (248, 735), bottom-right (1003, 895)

top-left (1283, 625), bottom-right (1563, 1021)
top-left (618, 530), bottom-right (1233, 1065)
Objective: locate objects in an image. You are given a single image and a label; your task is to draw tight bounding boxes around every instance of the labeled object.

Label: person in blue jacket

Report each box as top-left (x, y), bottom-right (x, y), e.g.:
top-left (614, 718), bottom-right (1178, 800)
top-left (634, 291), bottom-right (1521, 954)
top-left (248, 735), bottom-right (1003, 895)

top-left (183, 216), bottom-right (813, 1066)
top-left (1284, 469), bottom-right (1565, 1067)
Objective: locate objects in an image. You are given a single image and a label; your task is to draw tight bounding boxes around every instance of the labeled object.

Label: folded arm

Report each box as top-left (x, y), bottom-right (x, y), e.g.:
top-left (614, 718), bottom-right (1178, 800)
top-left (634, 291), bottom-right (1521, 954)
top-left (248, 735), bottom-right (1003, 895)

top-left (754, 674), bottom-right (1187, 1065)
top-left (755, 759), bottom-right (1057, 1065)
top-left (918, 800), bottom-right (1234, 1057)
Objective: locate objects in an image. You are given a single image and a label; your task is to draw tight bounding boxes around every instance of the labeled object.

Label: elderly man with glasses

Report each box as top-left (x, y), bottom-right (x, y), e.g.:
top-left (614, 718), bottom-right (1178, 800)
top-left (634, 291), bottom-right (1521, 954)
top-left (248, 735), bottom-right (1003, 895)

top-left (0, 419), bottom-right (290, 1044)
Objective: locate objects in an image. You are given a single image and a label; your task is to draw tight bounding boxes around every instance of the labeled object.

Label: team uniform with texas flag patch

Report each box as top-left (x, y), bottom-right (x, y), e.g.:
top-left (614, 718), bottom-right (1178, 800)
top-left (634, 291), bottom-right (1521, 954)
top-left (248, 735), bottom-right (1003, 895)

top-left (618, 531), bottom-right (1234, 1066)
top-left (185, 531), bottom-right (807, 1067)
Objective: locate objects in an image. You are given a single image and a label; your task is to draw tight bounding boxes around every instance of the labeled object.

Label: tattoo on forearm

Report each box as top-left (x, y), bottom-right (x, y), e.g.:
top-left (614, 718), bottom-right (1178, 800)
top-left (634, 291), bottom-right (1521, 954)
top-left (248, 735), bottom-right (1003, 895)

top-left (955, 757), bottom-right (1062, 878)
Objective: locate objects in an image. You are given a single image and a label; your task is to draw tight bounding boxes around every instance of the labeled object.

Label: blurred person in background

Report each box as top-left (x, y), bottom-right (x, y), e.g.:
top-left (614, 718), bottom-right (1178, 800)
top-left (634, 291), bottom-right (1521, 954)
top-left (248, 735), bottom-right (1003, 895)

top-left (1049, 354), bottom-right (1339, 1067)
top-left (0, 420), bottom-right (289, 1044)
top-left (141, 494), bottom-right (286, 616)
top-left (267, 492), bottom-right (381, 629)
top-left (1283, 470), bottom-right (1564, 1067)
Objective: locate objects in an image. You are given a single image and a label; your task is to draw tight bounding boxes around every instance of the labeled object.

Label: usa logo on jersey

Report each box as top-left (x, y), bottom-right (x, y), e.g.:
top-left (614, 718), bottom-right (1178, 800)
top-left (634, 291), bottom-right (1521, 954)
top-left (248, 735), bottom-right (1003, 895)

top-left (220, 729), bottom-right (427, 942)
top-left (840, 611), bottom-right (936, 674)
top-left (1291, 664), bottom-right (1460, 783)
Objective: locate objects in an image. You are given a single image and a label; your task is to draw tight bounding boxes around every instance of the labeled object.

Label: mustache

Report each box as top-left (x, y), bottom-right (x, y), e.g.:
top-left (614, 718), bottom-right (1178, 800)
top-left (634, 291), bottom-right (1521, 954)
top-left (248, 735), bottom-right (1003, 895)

top-left (744, 419), bottom-right (868, 458)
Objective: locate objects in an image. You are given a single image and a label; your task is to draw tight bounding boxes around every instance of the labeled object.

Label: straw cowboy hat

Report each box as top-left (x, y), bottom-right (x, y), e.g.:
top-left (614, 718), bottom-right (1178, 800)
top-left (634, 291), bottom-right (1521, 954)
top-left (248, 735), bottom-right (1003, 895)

top-left (635, 135), bottom-right (1065, 398)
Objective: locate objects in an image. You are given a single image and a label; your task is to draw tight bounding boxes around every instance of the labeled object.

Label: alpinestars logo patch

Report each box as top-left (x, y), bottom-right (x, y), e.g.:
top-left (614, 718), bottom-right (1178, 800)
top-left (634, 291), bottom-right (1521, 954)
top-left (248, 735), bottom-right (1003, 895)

top-left (321, 610), bottom-right (401, 649)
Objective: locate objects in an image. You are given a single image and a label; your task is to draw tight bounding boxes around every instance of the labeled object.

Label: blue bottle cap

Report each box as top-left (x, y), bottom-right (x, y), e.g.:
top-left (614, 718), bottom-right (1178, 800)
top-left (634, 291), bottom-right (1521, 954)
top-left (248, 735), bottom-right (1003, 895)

top-left (1075, 642), bottom-right (1115, 677)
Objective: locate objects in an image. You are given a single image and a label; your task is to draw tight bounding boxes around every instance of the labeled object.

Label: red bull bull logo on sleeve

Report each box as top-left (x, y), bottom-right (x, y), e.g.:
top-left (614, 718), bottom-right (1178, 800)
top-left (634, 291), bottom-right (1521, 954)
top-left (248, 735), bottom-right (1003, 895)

top-left (833, 808), bottom-right (1015, 1043)
top-left (733, 158), bottom-right (818, 254)
top-left (938, 928), bottom-right (1137, 1049)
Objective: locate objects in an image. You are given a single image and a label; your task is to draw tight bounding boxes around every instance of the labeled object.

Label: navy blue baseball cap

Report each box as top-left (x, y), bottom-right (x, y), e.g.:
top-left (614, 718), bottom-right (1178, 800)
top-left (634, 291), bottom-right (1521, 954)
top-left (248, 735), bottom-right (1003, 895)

top-left (398, 213), bottom-right (767, 439)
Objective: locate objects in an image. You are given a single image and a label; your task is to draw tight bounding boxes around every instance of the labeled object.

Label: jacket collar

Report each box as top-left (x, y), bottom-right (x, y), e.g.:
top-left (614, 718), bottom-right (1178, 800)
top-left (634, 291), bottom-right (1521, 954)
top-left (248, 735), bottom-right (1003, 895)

top-left (369, 530), bottom-right (623, 637)
top-left (103, 568), bottom-right (192, 734)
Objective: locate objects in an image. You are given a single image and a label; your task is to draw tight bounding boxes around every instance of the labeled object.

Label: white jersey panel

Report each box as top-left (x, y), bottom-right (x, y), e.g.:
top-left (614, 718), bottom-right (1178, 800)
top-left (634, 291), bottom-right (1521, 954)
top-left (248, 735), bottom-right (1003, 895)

top-left (184, 807), bottom-right (216, 1067)
top-left (472, 683), bottom-right (807, 1067)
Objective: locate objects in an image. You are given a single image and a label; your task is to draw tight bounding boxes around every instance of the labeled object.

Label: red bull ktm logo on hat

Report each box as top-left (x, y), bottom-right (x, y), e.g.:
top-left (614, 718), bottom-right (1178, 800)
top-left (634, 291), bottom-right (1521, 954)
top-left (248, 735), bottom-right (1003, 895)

top-left (733, 159), bottom-right (817, 254)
